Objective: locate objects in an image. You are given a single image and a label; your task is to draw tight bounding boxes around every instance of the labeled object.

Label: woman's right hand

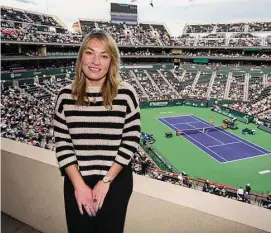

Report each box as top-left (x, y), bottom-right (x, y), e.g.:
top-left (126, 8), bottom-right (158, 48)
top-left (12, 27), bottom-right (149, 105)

top-left (74, 184), bottom-right (96, 216)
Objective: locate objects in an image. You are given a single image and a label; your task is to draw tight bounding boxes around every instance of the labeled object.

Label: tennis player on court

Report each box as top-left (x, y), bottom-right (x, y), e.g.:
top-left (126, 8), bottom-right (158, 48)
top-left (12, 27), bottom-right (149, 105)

top-left (210, 117), bottom-right (214, 125)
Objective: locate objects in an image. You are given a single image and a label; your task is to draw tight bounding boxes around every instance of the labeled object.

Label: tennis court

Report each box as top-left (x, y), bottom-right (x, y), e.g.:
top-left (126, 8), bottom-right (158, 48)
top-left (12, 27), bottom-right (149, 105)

top-left (158, 115), bottom-right (270, 163)
top-left (141, 106), bottom-right (271, 194)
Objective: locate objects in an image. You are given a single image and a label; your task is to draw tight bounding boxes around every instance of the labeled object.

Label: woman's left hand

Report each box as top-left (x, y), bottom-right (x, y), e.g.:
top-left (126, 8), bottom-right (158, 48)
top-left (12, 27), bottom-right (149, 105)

top-left (92, 180), bottom-right (110, 212)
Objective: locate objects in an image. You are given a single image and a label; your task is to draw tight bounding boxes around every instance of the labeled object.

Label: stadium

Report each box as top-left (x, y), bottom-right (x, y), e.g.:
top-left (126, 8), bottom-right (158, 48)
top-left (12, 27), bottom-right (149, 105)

top-left (1, 0), bottom-right (271, 232)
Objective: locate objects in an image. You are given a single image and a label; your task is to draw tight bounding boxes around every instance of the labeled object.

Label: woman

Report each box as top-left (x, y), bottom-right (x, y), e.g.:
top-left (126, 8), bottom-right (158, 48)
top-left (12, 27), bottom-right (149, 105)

top-left (53, 29), bottom-right (141, 233)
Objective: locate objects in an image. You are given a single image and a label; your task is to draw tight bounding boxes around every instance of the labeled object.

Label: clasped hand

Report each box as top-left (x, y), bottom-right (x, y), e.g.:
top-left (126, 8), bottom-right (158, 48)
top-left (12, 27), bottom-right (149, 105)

top-left (75, 180), bottom-right (110, 217)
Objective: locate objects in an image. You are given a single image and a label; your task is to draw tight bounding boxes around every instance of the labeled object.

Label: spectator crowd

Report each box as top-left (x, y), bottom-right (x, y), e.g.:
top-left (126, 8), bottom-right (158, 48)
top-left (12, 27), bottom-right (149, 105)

top-left (1, 6), bottom-right (271, 47)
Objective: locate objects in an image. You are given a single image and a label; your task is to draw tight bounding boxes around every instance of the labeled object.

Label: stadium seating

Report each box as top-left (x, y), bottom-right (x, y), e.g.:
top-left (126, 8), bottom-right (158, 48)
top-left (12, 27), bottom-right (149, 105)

top-left (209, 72), bottom-right (229, 99)
top-left (180, 22), bottom-right (271, 47)
top-left (190, 71), bottom-right (212, 98)
top-left (3, 6), bottom-right (270, 48)
top-left (1, 5), bottom-right (271, 209)
top-left (79, 20), bottom-right (97, 35)
top-left (228, 73), bottom-right (246, 101)
top-left (133, 69), bottom-right (161, 100)
top-left (119, 69), bottom-right (145, 100)
top-left (97, 21), bottom-right (132, 45)
top-left (78, 19), bottom-right (171, 46)
top-left (184, 22), bottom-right (271, 33)
top-left (248, 74), bottom-right (265, 101)
top-left (160, 70), bottom-right (183, 94)
top-left (179, 70), bottom-right (198, 97)
top-left (147, 69), bottom-right (176, 98)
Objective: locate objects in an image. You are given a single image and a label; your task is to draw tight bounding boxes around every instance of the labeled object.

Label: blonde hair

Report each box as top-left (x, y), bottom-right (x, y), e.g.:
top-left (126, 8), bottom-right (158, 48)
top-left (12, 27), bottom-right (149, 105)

top-left (72, 29), bottom-right (121, 107)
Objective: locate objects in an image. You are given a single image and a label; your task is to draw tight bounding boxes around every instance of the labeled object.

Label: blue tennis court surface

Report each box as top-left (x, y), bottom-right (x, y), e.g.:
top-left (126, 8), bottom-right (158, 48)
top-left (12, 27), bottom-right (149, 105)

top-left (158, 115), bottom-right (270, 163)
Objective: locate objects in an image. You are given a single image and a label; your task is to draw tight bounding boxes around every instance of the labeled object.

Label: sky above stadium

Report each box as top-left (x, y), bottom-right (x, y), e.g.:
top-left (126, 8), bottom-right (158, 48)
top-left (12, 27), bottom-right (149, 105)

top-left (2, 0), bottom-right (271, 35)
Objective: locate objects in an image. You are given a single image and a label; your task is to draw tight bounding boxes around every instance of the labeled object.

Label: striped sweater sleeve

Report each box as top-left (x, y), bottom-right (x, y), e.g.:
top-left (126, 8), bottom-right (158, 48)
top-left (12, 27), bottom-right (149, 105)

top-left (114, 86), bottom-right (141, 166)
top-left (53, 90), bottom-right (78, 175)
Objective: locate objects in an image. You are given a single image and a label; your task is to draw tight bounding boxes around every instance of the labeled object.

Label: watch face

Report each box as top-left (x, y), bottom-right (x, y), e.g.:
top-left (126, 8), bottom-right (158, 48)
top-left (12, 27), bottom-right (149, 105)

top-left (103, 176), bottom-right (109, 183)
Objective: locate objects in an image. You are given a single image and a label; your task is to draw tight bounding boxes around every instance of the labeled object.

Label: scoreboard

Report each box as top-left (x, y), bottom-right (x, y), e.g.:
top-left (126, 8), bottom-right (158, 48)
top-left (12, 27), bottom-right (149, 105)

top-left (111, 3), bottom-right (137, 14)
top-left (110, 3), bottom-right (138, 23)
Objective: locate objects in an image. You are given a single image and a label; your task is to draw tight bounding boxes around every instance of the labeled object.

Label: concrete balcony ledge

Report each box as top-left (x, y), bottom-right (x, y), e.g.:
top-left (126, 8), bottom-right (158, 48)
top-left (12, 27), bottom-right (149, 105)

top-left (1, 138), bottom-right (271, 233)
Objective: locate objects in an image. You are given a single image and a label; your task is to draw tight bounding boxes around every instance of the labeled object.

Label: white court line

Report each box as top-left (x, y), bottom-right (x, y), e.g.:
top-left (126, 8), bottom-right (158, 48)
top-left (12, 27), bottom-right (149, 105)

top-left (172, 121), bottom-right (201, 125)
top-left (157, 118), bottom-right (226, 163)
top-left (186, 122), bottom-right (224, 145)
top-left (190, 115), bottom-right (270, 154)
top-left (174, 128), bottom-right (201, 131)
top-left (258, 170), bottom-right (271, 175)
top-left (222, 152), bottom-right (271, 164)
top-left (208, 141), bottom-right (241, 148)
top-left (158, 115), bottom-right (194, 120)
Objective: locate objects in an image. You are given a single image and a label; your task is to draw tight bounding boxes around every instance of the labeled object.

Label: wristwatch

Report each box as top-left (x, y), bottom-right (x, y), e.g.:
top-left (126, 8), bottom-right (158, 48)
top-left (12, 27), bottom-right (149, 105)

top-left (102, 176), bottom-right (112, 184)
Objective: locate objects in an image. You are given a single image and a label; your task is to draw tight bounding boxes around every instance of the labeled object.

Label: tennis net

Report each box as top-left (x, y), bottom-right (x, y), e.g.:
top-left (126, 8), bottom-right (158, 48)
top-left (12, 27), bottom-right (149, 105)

top-left (180, 126), bottom-right (223, 135)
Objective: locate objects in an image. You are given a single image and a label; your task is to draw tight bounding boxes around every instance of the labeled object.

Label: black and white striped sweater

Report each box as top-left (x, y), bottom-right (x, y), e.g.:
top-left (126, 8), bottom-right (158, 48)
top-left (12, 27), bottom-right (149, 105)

top-left (53, 82), bottom-right (141, 177)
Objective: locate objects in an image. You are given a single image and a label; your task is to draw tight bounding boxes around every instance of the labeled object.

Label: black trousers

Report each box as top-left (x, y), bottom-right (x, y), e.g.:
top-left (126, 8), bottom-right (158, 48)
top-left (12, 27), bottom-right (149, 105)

top-left (64, 165), bottom-right (133, 233)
